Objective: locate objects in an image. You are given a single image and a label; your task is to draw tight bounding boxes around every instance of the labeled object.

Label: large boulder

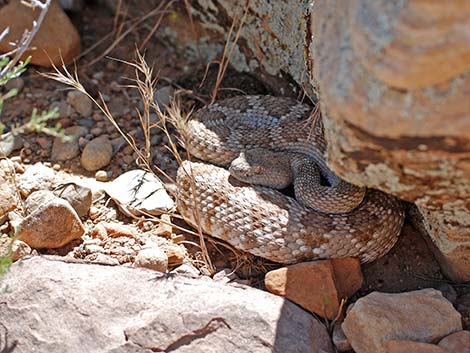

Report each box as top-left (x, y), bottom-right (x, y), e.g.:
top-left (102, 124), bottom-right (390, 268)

top-left (312, 0), bottom-right (470, 282)
top-left (0, 256), bottom-right (334, 353)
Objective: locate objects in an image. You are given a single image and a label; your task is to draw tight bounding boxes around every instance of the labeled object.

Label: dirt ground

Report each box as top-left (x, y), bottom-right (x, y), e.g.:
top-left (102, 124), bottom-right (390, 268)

top-left (2, 2), bottom-right (469, 332)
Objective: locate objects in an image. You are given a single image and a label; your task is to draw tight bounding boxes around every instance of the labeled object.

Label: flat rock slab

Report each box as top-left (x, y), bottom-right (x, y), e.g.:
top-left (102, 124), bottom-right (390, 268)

top-left (0, 256), bottom-right (334, 353)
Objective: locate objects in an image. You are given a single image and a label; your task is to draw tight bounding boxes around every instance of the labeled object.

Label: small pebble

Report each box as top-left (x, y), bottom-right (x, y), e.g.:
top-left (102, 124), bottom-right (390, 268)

top-left (89, 206), bottom-right (100, 220)
top-left (95, 170), bottom-right (108, 182)
top-left (5, 77), bottom-right (25, 93)
top-left (90, 127), bottom-right (103, 136)
top-left (67, 91), bottom-right (93, 117)
top-left (134, 245), bottom-right (168, 272)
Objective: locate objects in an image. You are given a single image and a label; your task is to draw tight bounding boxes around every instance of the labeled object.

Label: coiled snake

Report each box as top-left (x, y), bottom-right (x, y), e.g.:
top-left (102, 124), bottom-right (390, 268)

top-left (176, 96), bottom-right (404, 263)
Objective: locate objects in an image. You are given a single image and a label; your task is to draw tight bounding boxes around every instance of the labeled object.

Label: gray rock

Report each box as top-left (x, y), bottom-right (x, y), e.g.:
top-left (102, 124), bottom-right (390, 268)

top-left (333, 324), bottom-right (352, 352)
top-left (59, 0), bottom-right (84, 12)
top-left (104, 169), bottom-right (174, 216)
top-left (80, 136), bottom-right (113, 171)
top-left (0, 132), bottom-right (22, 157)
top-left (51, 100), bottom-right (73, 118)
top-left (342, 289), bottom-right (463, 353)
top-left (154, 85), bottom-right (175, 112)
top-left (67, 91), bottom-right (93, 117)
top-left (170, 262), bottom-right (201, 278)
top-left (5, 77), bottom-right (24, 93)
top-left (53, 182), bottom-right (92, 217)
top-left (16, 193), bottom-right (85, 249)
top-left (17, 163), bottom-right (56, 197)
top-left (0, 256), bottom-right (334, 353)
top-left (51, 125), bottom-right (88, 161)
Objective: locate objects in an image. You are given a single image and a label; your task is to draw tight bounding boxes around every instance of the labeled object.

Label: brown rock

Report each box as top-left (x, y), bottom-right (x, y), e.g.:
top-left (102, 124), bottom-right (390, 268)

top-left (80, 136), bottom-right (113, 172)
top-left (51, 126), bottom-right (88, 162)
top-left (165, 243), bottom-right (186, 267)
top-left (342, 289), bottom-right (462, 353)
top-left (16, 194), bottom-right (85, 249)
top-left (91, 221), bottom-right (138, 239)
top-left (264, 258), bottom-right (363, 319)
top-left (53, 182), bottom-right (92, 218)
top-left (313, 0), bottom-right (470, 282)
top-left (155, 213), bottom-right (173, 237)
top-left (386, 340), bottom-right (449, 353)
top-left (438, 330), bottom-right (470, 353)
top-left (0, 0), bottom-right (81, 67)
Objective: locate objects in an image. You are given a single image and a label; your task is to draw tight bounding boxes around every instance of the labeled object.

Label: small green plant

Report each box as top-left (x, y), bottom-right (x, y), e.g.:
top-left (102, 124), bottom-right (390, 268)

top-left (0, 240), bottom-right (13, 277)
top-left (0, 56), bottom-right (31, 124)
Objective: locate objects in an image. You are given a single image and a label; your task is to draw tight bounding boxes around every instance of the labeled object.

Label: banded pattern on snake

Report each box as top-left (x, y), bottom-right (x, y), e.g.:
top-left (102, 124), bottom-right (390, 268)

top-left (176, 96), bottom-right (405, 263)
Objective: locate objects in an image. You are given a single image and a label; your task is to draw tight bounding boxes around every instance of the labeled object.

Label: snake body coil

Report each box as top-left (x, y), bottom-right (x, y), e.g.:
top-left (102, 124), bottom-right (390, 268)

top-left (176, 96), bottom-right (405, 263)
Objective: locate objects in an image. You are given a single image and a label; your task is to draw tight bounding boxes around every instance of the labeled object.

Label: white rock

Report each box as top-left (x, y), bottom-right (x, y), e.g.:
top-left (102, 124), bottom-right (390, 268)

top-left (17, 163), bottom-right (56, 197)
top-left (104, 169), bottom-right (174, 216)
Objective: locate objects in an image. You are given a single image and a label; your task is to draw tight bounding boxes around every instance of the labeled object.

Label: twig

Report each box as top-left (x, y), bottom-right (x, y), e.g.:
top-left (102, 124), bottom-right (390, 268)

top-left (210, 0), bottom-right (250, 103)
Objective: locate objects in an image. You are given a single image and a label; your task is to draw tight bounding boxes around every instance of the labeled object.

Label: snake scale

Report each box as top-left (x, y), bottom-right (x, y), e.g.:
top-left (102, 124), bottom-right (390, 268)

top-left (176, 96), bottom-right (405, 263)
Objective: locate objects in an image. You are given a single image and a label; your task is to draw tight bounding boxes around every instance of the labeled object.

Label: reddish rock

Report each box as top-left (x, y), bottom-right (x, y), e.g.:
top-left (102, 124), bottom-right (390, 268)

top-left (342, 289), bottom-right (462, 353)
top-left (264, 258), bottom-right (363, 319)
top-left (386, 340), bottom-right (449, 353)
top-left (0, 0), bottom-right (81, 67)
top-left (438, 330), bottom-right (470, 353)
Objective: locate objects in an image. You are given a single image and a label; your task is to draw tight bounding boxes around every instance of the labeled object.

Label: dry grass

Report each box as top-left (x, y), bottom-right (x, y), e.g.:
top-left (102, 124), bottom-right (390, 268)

top-left (40, 0), bottom-right (271, 278)
top-left (42, 48), bottom-right (220, 275)
top-left (199, 0), bottom-right (251, 103)
top-left (80, 1), bottom-right (174, 67)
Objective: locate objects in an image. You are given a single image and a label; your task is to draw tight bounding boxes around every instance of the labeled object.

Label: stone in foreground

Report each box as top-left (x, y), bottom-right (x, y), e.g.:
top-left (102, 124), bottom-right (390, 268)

top-left (0, 256), bottom-right (334, 353)
top-left (342, 289), bottom-right (462, 353)
top-left (265, 258), bottom-right (363, 319)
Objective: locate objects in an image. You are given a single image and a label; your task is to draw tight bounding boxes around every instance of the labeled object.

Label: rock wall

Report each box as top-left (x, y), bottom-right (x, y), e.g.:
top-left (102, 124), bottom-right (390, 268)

top-left (312, 0), bottom-right (470, 282)
top-left (159, 0), bottom-right (315, 97)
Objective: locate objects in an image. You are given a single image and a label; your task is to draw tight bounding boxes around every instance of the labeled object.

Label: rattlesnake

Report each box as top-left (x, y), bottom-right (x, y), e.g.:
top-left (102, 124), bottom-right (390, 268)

top-left (176, 96), bottom-right (405, 263)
